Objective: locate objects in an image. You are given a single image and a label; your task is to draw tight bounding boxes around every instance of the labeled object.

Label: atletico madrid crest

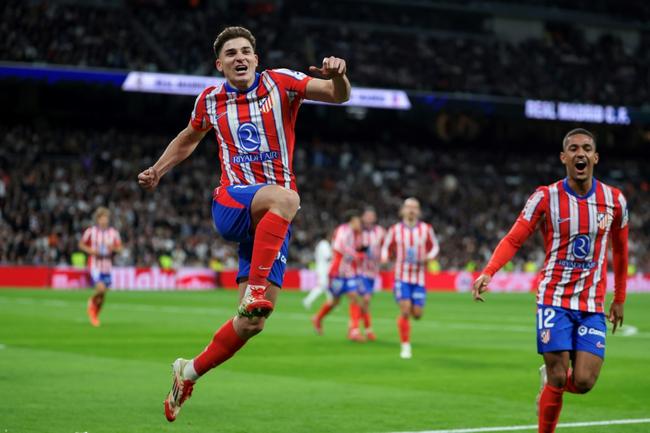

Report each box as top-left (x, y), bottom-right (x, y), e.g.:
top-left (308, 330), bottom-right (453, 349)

top-left (259, 96), bottom-right (273, 113)
top-left (597, 212), bottom-right (612, 230)
top-left (540, 329), bottom-right (551, 344)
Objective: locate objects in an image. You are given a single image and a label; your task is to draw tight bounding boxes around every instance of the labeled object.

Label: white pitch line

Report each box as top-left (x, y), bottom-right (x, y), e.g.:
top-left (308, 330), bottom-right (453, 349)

top-left (388, 418), bottom-right (650, 433)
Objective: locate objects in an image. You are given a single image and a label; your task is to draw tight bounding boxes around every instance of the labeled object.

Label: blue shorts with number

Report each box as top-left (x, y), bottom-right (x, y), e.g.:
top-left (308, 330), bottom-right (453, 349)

top-left (329, 277), bottom-right (358, 298)
top-left (394, 280), bottom-right (426, 307)
top-left (212, 184), bottom-right (291, 288)
top-left (536, 304), bottom-right (607, 359)
top-left (90, 270), bottom-right (112, 288)
top-left (358, 276), bottom-right (375, 296)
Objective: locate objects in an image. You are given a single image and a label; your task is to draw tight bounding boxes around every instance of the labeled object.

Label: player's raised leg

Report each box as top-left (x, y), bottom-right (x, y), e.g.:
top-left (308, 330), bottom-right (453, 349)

top-left (240, 185), bottom-right (299, 317)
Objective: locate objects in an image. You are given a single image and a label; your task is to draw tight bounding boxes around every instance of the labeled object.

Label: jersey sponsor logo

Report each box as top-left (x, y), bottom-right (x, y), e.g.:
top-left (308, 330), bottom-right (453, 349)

top-left (597, 212), bottom-right (612, 230)
top-left (231, 151), bottom-right (279, 164)
top-left (556, 259), bottom-right (596, 270)
top-left (237, 122), bottom-right (262, 152)
top-left (540, 329), bottom-right (551, 344)
top-left (572, 235), bottom-right (591, 259)
top-left (588, 327), bottom-right (606, 338)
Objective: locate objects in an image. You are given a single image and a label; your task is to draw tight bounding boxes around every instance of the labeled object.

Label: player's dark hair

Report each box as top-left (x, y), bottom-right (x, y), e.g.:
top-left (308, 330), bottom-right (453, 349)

top-left (343, 209), bottom-right (360, 222)
top-left (213, 26), bottom-right (256, 57)
top-left (563, 128), bottom-right (596, 150)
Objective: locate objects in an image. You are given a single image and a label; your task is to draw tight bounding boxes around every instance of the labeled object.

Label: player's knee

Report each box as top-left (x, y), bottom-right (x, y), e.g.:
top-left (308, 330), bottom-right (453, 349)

top-left (546, 365), bottom-right (568, 388)
top-left (572, 373), bottom-right (597, 394)
top-left (271, 188), bottom-right (300, 218)
top-left (239, 318), bottom-right (266, 338)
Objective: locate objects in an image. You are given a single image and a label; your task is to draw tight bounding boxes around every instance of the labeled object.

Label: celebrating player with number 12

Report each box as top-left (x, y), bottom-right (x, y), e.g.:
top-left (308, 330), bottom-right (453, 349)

top-left (472, 129), bottom-right (629, 433)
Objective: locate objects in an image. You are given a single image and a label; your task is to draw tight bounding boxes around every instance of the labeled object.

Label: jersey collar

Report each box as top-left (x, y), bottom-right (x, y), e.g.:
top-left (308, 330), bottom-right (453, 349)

top-left (224, 73), bottom-right (260, 94)
top-left (563, 177), bottom-right (597, 199)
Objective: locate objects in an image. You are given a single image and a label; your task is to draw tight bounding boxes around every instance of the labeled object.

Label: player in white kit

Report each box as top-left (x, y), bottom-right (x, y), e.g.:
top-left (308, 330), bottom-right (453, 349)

top-left (303, 231), bottom-right (333, 309)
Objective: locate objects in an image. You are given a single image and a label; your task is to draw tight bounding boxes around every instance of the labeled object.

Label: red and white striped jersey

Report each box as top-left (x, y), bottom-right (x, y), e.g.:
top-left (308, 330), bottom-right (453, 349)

top-left (381, 221), bottom-right (440, 286)
top-left (360, 225), bottom-right (385, 278)
top-left (190, 69), bottom-right (313, 192)
top-left (329, 223), bottom-right (362, 279)
top-left (484, 178), bottom-right (629, 313)
top-left (81, 226), bottom-right (121, 274)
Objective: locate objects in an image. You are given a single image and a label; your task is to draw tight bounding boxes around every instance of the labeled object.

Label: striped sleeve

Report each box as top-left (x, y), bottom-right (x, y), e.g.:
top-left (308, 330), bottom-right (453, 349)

top-left (189, 86), bottom-right (215, 131)
top-left (269, 69), bottom-right (313, 100)
top-left (381, 225), bottom-right (396, 262)
top-left (425, 224), bottom-right (440, 260)
top-left (611, 189), bottom-right (629, 303)
top-left (483, 187), bottom-right (547, 276)
top-left (81, 228), bottom-right (92, 246)
top-left (112, 228), bottom-right (122, 248)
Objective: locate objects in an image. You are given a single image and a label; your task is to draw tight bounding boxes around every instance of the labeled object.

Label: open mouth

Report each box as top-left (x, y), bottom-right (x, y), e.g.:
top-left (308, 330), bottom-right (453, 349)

top-left (234, 65), bottom-right (248, 73)
top-left (575, 161), bottom-right (587, 171)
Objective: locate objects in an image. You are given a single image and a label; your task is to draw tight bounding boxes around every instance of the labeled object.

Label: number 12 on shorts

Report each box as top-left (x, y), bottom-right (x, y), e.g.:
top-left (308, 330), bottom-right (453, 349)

top-left (537, 307), bottom-right (556, 329)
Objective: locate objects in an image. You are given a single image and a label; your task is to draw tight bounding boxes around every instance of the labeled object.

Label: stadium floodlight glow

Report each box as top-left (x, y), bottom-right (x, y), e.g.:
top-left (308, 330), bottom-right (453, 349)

top-left (525, 99), bottom-right (631, 125)
top-left (122, 71), bottom-right (411, 110)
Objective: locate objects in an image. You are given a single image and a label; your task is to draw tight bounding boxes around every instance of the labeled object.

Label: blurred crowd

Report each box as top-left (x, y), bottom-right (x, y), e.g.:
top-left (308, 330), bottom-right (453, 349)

top-left (2, 0), bottom-right (650, 105)
top-left (1, 123), bottom-right (648, 273)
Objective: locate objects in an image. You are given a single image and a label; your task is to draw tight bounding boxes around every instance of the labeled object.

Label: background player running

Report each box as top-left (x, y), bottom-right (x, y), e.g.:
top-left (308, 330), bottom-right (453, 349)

top-left (472, 128), bottom-right (628, 433)
top-left (302, 230), bottom-right (333, 309)
top-left (137, 26), bottom-right (350, 421)
top-left (358, 208), bottom-right (385, 341)
top-left (381, 198), bottom-right (439, 359)
top-left (78, 207), bottom-right (122, 327)
top-left (312, 210), bottom-right (365, 341)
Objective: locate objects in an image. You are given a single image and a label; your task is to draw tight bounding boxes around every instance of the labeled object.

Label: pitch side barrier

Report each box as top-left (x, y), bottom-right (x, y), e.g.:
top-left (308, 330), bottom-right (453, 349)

top-left (1, 266), bottom-right (650, 292)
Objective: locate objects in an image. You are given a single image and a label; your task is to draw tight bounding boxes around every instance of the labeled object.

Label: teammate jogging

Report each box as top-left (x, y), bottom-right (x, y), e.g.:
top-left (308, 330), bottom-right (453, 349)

top-left (78, 207), bottom-right (122, 327)
top-left (381, 198), bottom-right (439, 359)
top-left (137, 26), bottom-right (350, 421)
top-left (472, 129), bottom-right (628, 433)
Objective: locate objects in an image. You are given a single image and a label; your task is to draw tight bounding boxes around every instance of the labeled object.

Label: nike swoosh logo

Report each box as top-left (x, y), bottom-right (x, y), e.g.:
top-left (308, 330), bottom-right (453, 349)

top-left (557, 217), bottom-right (571, 223)
top-left (258, 266), bottom-right (272, 270)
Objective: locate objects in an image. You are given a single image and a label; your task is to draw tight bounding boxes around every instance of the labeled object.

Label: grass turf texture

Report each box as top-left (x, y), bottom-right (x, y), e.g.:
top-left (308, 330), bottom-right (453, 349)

top-left (1, 289), bottom-right (649, 433)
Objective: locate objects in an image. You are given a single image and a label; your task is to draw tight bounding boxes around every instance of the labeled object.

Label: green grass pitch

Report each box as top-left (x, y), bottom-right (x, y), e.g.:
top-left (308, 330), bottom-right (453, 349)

top-left (1, 289), bottom-right (649, 433)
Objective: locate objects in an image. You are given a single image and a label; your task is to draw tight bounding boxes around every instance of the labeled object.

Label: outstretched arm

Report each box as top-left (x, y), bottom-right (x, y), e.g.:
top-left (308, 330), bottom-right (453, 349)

top-left (472, 218), bottom-right (536, 302)
top-left (138, 123), bottom-right (208, 191)
top-left (305, 57), bottom-right (351, 104)
top-left (473, 188), bottom-right (546, 302)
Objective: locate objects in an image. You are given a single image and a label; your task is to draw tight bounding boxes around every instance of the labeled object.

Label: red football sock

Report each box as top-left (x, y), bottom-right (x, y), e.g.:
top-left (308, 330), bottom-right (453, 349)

top-left (315, 302), bottom-right (333, 321)
top-left (193, 319), bottom-right (246, 376)
top-left (349, 303), bottom-right (361, 330)
top-left (248, 212), bottom-right (290, 287)
top-left (564, 368), bottom-right (581, 394)
top-left (363, 312), bottom-right (372, 329)
top-left (397, 315), bottom-right (410, 343)
top-left (538, 384), bottom-right (564, 433)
